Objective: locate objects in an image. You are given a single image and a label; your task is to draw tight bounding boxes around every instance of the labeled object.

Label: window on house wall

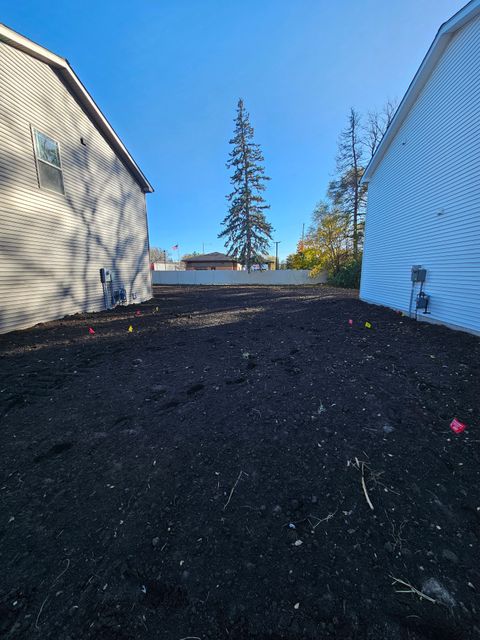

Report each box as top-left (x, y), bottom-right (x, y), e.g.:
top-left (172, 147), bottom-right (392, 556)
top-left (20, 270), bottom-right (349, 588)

top-left (32, 128), bottom-right (65, 194)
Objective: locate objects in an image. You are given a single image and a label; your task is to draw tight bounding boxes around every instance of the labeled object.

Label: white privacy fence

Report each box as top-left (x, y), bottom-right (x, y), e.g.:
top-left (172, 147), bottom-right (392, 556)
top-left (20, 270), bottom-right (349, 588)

top-left (152, 269), bottom-right (327, 286)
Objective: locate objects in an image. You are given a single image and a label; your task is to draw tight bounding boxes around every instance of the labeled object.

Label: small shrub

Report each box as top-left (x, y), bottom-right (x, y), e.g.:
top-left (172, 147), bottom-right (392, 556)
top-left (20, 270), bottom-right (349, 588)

top-left (327, 257), bottom-right (362, 289)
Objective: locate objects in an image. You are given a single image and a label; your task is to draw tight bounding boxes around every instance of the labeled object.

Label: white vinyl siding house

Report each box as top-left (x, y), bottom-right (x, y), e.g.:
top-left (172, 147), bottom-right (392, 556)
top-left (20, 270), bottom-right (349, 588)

top-left (360, 1), bottom-right (480, 336)
top-left (0, 25), bottom-right (153, 334)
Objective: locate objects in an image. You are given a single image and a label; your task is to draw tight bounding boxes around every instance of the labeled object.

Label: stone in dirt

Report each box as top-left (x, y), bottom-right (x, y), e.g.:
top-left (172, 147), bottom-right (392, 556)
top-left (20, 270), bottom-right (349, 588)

top-left (151, 385), bottom-right (167, 393)
top-left (442, 549), bottom-right (459, 564)
top-left (421, 578), bottom-right (456, 607)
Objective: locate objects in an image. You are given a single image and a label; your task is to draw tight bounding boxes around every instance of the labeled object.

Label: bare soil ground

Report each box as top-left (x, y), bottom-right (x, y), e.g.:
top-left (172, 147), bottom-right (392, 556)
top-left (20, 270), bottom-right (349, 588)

top-left (1, 285), bottom-right (479, 640)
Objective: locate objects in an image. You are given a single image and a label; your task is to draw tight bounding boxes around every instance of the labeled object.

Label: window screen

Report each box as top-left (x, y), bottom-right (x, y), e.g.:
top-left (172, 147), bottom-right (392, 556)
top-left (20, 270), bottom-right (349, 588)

top-left (33, 129), bottom-right (65, 194)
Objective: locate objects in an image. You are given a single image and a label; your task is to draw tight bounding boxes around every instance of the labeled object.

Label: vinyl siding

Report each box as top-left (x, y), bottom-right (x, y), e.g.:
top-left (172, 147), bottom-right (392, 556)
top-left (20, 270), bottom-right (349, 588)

top-left (360, 13), bottom-right (480, 335)
top-left (0, 41), bottom-right (151, 334)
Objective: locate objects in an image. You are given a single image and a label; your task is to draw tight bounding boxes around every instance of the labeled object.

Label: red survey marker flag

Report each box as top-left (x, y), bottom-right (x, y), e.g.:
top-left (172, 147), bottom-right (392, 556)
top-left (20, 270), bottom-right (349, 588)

top-left (450, 418), bottom-right (467, 434)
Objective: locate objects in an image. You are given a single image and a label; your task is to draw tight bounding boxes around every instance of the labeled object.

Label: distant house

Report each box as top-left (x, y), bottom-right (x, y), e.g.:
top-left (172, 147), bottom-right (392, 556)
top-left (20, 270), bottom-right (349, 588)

top-left (0, 24), bottom-right (153, 334)
top-left (184, 252), bottom-right (242, 271)
top-left (252, 258), bottom-right (275, 271)
top-left (360, 0), bottom-right (480, 335)
top-left (151, 261), bottom-right (185, 271)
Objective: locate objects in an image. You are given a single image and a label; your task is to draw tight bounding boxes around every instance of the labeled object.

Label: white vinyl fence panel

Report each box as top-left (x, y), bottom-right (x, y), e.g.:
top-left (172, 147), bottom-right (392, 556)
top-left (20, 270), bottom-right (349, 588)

top-left (152, 269), bottom-right (326, 286)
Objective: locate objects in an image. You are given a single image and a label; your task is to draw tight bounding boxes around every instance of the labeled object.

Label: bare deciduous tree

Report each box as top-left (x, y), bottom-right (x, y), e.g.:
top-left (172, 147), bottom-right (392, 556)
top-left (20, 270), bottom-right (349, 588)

top-left (364, 99), bottom-right (398, 159)
top-left (149, 247), bottom-right (171, 263)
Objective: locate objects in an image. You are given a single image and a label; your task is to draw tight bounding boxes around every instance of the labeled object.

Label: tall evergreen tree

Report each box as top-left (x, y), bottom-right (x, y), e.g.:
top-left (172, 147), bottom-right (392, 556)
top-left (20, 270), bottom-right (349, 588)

top-left (328, 108), bottom-right (366, 257)
top-left (219, 98), bottom-right (273, 271)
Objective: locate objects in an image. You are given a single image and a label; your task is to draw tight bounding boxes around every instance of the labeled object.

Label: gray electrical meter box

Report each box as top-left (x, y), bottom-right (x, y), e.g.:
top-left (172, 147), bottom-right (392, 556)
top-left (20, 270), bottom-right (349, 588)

top-left (411, 266), bottom-right (426, 283)
top-left (99, 268), bottom-right (112, 284)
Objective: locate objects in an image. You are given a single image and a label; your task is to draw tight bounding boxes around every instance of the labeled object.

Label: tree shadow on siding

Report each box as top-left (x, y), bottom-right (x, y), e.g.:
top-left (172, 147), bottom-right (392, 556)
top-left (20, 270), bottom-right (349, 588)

top-left (0, 84), bottom-right (150, 333)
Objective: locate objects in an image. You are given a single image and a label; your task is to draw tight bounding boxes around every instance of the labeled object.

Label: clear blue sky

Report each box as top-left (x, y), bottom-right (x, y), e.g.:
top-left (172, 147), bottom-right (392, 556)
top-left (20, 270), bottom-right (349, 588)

top-left (3, 0), bottom-right (465, 260)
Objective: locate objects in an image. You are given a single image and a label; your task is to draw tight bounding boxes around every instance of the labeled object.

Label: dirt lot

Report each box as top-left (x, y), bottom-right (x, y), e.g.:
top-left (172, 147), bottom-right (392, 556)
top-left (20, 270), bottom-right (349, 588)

top-left (0, 285), bottom-right (479, 640)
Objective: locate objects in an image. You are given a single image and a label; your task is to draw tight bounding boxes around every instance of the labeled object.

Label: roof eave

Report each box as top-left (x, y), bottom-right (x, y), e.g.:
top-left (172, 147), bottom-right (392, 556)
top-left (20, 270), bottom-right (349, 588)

top-left (361, 0), bottom-right (480, 185)
top-left (0, 23), bottom-right (154, 193)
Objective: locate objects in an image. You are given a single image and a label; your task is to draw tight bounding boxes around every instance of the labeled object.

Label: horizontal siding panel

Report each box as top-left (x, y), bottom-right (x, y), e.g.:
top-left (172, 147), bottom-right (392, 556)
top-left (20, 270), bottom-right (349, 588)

top-left (0, 41), bottom-right (151, 334)
top-left (361, 13), bottom-right (480, 336)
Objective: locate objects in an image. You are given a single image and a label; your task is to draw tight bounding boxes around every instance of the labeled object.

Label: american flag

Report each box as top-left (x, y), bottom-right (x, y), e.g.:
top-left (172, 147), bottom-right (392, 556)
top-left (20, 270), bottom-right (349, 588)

top-left (172, 244), bottom-right (179, 250)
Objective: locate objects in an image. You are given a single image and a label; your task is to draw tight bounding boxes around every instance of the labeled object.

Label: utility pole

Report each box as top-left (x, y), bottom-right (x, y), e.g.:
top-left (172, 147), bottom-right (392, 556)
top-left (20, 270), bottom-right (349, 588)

top-left (274, 241), bottom-right (281, 270)
top-left (301, 223), bottom-right (305, 244)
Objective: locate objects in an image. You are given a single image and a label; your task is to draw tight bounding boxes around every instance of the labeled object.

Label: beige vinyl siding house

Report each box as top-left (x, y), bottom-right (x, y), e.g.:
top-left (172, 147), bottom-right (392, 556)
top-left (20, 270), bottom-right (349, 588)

top-left (0, 24), bottom-right (153, 334)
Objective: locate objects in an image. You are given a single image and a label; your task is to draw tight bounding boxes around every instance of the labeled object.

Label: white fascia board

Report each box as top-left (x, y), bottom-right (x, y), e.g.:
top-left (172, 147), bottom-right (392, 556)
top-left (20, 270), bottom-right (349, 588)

top-left (0, 23), bottom-right (154, 193)
top-left (361, 0), bottom-right (480, 185)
